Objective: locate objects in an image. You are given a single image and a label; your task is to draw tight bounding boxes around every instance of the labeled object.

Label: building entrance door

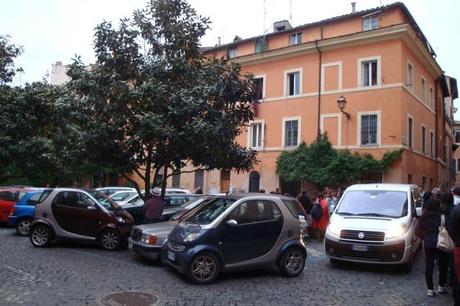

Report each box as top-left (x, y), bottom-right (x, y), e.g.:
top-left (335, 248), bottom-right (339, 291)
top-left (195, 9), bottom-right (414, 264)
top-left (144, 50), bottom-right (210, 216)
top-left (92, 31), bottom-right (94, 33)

top-left (248, 171), bottom-right (260, 192)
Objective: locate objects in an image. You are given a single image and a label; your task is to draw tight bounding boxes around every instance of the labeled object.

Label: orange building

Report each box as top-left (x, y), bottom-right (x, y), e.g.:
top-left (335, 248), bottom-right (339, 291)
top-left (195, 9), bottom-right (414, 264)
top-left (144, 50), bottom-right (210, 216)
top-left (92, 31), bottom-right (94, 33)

top-left (166, 2), bottom-right (458, 195)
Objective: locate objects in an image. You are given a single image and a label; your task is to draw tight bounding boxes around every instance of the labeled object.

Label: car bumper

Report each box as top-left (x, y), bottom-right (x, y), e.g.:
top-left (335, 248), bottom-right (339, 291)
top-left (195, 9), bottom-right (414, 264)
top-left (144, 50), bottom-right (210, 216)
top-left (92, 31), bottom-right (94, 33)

top-left (128, 238), bottom-right (162, 261)
top-left (7, 216), bottom-right (18, 226)
top-left (324, 235), bottom-right (411, 264)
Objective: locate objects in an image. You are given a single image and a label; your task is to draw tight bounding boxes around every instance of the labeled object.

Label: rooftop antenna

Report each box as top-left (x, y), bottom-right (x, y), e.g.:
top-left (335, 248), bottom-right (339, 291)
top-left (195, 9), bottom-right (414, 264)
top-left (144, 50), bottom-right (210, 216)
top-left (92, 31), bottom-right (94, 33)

top-left (289, 0), bottom-right (293, 24)
top-left (263, 0), bottom-right (266, 34)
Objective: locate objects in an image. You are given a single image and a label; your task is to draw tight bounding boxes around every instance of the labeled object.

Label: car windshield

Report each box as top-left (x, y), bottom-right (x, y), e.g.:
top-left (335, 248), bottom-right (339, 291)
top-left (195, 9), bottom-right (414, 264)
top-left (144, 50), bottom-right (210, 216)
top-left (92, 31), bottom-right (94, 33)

top-left (185, 198), bottom-right (236, 225)
top-left (336, 190), bottom-right (408, 218)
top-left (180, 196), bottom-right (208, 209)
top-left (87, 190), bottom-right (120, 211)
top-left (111, 191), bottom-right (137, 202)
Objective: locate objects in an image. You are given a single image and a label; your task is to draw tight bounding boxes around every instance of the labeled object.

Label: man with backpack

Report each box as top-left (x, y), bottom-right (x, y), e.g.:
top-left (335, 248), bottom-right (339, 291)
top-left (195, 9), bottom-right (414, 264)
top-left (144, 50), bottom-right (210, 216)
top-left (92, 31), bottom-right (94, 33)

top-left (311, 192), bottom-right (329, 241)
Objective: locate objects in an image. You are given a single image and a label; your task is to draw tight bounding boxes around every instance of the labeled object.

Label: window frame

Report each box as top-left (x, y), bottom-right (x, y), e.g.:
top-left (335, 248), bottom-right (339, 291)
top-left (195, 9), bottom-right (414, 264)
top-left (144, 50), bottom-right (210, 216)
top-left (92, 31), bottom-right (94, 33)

top-left (362, 13), bottom-right (379, 31)
top-left (255, 37), bottom-right (268, 53)
top-left (357, 56), bottom-right (381, 88)
top-left (457, 159), bottom-right (460, 173)
top-left (227, 200), bottom-right (282, 225)
top-left (253, 74), bottom-right (266, 101)
top-left (357, 111), bottom-right (381, 147)
top-left (289, 32), bottom-right (302, 45)
top-left (421, 124), bottom-right (426, 154)
top-left (429, 87), bottom-right (434, 108)
top-left (406, 61), bottom-right (414, 90)
top-left (282, 117), bottom-right (301, 148)
top-left (284, 68), bottom-right (302, 97)
top-left (407, 115), bottom-right (414, 149)
top-left (430, 129), bottom-right (435, 158)
top-left (172, 170), bottom-right (181, 188)
top-left (228, 47), bottom-right (236, 59)
top-left (194, 169), bottom-right (204, 189)
top-left (421, 76), bottom-right (426, 102)
top-left (248, 120), bottom-right (264, 150)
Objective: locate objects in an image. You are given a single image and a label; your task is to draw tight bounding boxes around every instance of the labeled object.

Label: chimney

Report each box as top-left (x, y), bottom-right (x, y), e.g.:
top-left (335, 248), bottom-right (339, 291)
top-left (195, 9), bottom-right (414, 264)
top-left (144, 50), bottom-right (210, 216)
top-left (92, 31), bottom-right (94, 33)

top-left (351, 2), bottom-right (356, 13)
top-left (218, 37), bottom-right (221, 46)
top-left (273, 20), bottom-right (292, 33)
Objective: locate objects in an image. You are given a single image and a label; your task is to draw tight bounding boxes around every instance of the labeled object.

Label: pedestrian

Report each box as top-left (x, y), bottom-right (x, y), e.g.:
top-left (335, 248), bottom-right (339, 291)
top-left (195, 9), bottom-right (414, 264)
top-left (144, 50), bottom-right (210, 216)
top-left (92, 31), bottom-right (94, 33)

top-left (195, 187), bottom-right (203, 194)
top-left (415, 198), bottom-right (449, 297)
top-left (325, 191), bottom-right (335, 215)
top-left (452, 187), bottom-right (460, 206)
top-left (259, 188), bottom-right (266, 193)
top-left (441, 192), bottom-right (456, 288)
top-left (275, 188), bottom-right (281, 195)
top-left (311, 192), bottom-right (329, 241)
top-left (143, 190), bottom-right (164, 224)
top-left (431, 187), bottom-right (442, 201)
top-left (297, 191), bottom-right (313, 234)
top-left (448, 201), bottom-right (460, 305)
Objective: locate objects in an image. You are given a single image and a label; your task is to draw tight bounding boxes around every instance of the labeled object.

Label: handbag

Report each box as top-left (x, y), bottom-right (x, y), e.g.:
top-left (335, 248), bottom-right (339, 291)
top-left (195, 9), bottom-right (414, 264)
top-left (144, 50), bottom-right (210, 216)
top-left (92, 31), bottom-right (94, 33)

top-left (437, 214), bottom-right (455, 253)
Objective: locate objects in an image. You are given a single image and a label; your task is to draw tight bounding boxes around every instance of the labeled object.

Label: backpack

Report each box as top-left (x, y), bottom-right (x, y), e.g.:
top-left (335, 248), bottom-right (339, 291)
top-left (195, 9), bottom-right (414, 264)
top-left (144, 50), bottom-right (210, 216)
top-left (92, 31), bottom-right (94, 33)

top-left (311, 201), bottom-right (323, 220)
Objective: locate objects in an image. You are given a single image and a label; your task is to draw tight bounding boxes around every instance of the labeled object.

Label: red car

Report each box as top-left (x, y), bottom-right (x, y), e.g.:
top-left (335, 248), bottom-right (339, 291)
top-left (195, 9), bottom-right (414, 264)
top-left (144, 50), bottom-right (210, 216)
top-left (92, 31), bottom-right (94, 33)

top-left (0, 188), bottom-right (33, 223)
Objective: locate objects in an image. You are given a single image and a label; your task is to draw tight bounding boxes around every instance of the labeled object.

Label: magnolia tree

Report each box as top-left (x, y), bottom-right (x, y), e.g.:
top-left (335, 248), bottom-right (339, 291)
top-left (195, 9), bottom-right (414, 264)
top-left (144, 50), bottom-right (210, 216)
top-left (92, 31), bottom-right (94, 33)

top-left (67, 0), bottom-right (257, 199)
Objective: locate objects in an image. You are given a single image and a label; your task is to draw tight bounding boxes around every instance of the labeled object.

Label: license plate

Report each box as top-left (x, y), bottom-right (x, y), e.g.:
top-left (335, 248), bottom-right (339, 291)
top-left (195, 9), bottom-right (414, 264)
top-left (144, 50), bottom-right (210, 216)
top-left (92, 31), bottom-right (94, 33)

top-left (128, 241), bottom-right (133, 250)
top-left (167, 251), bottom-right (176, 261)
top-left (351, 244), bottom-right (369, 252)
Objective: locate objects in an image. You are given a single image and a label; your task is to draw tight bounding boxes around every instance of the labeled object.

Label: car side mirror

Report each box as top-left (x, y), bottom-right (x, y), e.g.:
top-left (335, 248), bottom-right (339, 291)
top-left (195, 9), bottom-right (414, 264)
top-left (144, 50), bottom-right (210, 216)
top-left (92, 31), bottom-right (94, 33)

top-left (87, 206), bottom-right (97, 211)
top-left (415, 207), bottom-right (422, 218)
top-left (226, 219), bottom-right (238, 226)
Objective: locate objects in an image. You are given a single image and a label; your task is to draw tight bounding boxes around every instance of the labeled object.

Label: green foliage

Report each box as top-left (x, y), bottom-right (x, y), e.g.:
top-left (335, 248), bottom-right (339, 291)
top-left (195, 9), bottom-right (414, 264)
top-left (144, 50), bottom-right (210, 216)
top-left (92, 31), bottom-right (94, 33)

top-left (276, 134), bottom-right (403, 188)
top-left (67, 0), bottom-right (257, 198)
top-left (0, 35), bottom-right (22, 84)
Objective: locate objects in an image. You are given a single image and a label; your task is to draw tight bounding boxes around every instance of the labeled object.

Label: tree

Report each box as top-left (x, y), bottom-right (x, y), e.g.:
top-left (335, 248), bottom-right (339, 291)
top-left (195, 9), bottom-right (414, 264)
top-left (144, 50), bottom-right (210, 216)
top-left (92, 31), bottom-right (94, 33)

top-left (67, 0), bottom-right (257, 199)
top-left (0, 35), bottom-right (22, 85)
top-left (276, 134), bottom-right (402, 189)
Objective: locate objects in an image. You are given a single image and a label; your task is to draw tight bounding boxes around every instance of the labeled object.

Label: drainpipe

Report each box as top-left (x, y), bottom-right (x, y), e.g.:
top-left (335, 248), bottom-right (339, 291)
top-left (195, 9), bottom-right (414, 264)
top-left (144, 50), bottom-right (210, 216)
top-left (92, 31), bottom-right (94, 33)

top-left (435, 75), bottom-right (440, 186)
top-left (315, 27), bottom-right (324, 136)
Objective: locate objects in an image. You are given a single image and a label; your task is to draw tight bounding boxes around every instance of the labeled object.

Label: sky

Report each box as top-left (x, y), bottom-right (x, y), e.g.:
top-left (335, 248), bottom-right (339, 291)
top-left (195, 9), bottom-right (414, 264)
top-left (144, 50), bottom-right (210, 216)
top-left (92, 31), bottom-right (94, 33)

top-left (1, 0), bottom-right (459, 107)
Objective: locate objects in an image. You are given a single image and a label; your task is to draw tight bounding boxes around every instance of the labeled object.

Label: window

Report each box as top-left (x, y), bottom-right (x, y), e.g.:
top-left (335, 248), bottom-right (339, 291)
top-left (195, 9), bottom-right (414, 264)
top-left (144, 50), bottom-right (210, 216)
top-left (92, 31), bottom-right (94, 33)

top-left (249, 122), bottom-right (263, 149)
top-left (457, 159), bottom-right (460, 172)
top-left (360, 114), bottom-right (378, 145)
top-left (27, 192), bottom-right (43, 205)
top-left (407, 63), bottom-right (413, 89)
top-left (421, 126), bottom-right (426, 154)
top-left (286, 71), bottom-right (300, 96)
top-left (228, 47), bottom-right (236, 59)
top-left (255, 37), bottom-right (267, 53)
top-left (0, 191), bottom-right (15, 202)
top-left (408, 174), bottom-right (412, 184)
top-left (429, 87), bottom-right (433, 108)
top-left (421, 77), bottom-right (426, 101)
top-left (284, 119), bottom-right (299, 147)
top-left (194, 170), bottom-right (204, 189)
top-left (254, 77), bottom-right (264, 100)
top-left (456, 131), bottom-right (460, 143)
top-left (52, 191), bottom-right (95, 209)
top-left (229, 200), bottom-right (281, 224)
top-left (363, 14), bottom-right (379, 31)
top-left (172, 170), bottom-right (181, 188)
top-left (361, 60), bottom-right (378, 87)
top-left (408, 117), bottom-right (413, 149)
top-left (289, 32), bottom-right (302, 45)
top-left (430, 130), bottom-right (435, 157)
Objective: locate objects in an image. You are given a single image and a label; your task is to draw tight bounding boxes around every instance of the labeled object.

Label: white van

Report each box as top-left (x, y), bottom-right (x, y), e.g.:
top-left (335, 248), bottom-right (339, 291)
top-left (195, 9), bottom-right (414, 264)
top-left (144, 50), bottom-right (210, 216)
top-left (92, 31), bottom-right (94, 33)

top-left (325, 184), bottom-right (422, 269)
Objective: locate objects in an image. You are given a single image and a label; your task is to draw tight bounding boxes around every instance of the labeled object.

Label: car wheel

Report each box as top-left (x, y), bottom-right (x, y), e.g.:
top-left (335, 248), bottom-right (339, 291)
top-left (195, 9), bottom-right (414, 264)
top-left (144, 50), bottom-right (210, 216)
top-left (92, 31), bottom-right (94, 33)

top-left (16, 218), bottom-right (33, 236)
top-left (279, 247), bottom-right (306, 277)
top-left (187, 252), bottom-right (220, 284)
top-left (30, 224), bottom-right (52, 247)
top-left (100, 229), bottom-right (121, 251)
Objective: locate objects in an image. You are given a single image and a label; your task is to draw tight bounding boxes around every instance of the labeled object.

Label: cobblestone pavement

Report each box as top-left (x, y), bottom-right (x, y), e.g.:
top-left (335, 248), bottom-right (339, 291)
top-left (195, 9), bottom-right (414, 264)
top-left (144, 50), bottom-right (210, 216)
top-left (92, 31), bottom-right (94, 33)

top-left (0, 228), bottom-right (453, 306)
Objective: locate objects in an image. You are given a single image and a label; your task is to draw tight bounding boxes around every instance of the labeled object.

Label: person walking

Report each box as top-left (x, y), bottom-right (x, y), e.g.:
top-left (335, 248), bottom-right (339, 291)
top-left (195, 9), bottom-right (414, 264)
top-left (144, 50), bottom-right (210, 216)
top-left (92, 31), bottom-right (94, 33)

top-left (415, 198), bottom-right (449, 297)
top-left (452, 187), bottom-right (460, 206)
top-left (143, 191), bottom-right (164, 224)
top-left (297, 191), bottom-right (313, 236)
top-left (441, 192), bottom-right (455, 288)
top-left (448, 202), bottom-right (460, 305)
top-left (311, 192), bottom-right (329, 241)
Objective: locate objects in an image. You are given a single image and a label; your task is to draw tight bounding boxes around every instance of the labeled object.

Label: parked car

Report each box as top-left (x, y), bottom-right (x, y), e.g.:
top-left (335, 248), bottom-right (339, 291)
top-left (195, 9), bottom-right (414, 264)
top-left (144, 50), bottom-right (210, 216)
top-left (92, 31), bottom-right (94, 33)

top-left (29, 188), bottom-right (134, 250)
top-left (164, 188), bottom-right (192, 194)
top-left (8, 190), bottom-right (52, 235)
top-left (164, 194), bottom-right (307, 284)
top-left (96, 187), bottom-right (136, 197)
top-left (128, 196), bottom-right (215, 261)
top-left (325, 184), bottom-right (422, 269)
top-left (122, 193), bottom-right (203, 224)
top-left (0, 188), bottom-right (34, 224)
top-left (109, 190), bottom-right (139, 205)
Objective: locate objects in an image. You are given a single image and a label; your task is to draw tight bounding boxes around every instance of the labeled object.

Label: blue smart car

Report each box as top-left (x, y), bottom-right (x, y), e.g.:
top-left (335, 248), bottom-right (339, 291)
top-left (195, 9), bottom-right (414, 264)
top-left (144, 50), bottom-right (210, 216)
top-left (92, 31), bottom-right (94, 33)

top-left (164, 194), bottom-right (307, 284)
top-left (8, 190), bottom-right (51, 235)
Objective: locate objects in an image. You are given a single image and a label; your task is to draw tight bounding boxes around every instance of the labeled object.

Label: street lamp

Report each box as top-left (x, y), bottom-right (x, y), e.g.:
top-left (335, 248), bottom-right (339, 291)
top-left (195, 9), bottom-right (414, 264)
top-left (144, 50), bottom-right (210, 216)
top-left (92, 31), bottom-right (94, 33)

top-left (337, 95), bottom-right (350, 120)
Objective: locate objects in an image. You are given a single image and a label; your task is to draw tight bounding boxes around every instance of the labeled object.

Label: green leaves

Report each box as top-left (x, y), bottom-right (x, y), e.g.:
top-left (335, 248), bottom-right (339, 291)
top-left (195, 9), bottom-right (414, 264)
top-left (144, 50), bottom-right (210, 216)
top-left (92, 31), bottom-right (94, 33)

top-left (276, 134), bottom-right (403, 188)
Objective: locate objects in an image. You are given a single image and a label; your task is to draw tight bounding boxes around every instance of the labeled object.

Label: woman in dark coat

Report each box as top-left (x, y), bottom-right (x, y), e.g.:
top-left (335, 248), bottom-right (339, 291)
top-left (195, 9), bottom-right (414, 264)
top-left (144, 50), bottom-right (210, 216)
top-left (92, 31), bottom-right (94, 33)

top-left (415, 198), bottom-right (449, 297)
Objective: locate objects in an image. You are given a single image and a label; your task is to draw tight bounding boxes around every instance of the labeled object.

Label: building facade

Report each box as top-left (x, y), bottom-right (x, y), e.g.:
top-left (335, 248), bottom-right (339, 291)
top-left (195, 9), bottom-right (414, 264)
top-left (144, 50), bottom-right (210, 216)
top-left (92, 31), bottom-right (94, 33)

top-left (169, 2), bottom-right (457, 195)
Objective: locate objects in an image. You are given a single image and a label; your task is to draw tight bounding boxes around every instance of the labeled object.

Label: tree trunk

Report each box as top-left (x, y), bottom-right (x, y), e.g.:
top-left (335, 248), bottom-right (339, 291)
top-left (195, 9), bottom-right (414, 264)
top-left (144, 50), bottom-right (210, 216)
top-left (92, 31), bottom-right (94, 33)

top-left (144, 148), bottom-right (152, 200)
top-left (161, 165), bottom-right (168, 200)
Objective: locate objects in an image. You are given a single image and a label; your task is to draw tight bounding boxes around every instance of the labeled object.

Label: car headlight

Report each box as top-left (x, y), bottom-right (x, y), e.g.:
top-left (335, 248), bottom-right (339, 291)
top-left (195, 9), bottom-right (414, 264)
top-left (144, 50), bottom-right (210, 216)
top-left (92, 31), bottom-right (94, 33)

top-left (142, 234), bottom-right (158, 245)
top-left (386, 223), bottom-right (407, 239)
top-left (184, 232), bottom-right (201, 242)
top-left (115, 216), bottom-right (125, 223)
top-left (327, 222), bottom-right (341, 237)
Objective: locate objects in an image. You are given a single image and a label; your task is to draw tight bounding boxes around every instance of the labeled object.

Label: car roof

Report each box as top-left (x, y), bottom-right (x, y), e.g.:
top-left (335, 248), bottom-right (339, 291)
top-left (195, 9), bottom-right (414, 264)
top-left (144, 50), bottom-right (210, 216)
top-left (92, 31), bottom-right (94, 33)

top-left (215, 193), bottom-right (295, 201)
top-left (345, 184), bottom-right (415, 192)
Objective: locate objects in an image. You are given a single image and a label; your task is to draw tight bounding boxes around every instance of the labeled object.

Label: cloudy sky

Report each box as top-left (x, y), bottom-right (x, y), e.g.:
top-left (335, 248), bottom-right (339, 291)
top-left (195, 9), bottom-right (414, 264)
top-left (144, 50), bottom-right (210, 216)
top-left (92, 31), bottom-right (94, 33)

top-left (1, 0), bottom-right (459, 92)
